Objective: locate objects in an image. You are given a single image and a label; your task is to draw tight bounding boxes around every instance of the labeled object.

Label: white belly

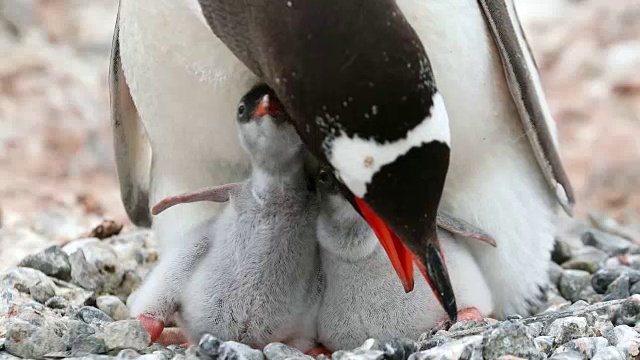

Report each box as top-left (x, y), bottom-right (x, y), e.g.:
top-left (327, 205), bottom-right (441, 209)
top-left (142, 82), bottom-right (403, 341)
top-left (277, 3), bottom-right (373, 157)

top-left (398, 0), bottom-right (558, 316)
top-left (117, 0), bottom-right (259, 251)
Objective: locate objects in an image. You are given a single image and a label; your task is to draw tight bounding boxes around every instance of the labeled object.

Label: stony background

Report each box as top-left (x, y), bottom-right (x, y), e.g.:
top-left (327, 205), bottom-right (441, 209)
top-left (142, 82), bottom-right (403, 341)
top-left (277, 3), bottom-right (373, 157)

top-left (0, 0), bottom-right (640, 359)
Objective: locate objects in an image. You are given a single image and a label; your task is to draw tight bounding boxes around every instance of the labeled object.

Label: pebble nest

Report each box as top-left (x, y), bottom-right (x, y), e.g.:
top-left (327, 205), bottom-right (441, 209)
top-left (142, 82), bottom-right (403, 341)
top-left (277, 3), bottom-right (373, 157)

top-left (1, 215), bottom-right (640, 360)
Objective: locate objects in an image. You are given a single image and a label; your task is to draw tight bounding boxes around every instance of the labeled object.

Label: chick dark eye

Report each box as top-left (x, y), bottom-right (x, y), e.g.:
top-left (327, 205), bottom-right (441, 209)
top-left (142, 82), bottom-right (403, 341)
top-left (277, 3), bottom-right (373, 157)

top-left (237, 103), bottom-right (246, 117)
top-left (318, 170), bottom-right (331, 184)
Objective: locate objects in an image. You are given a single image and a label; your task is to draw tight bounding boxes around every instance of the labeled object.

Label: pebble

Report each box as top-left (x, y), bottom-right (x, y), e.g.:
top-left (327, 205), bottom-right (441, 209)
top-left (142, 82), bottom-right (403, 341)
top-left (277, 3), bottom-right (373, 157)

top-left (549, 351), bottom-right (587, 359)
top-left (603, 325), bottom-right (640, 359)
top-left (553, 240), bottom-right (574, 265)
top-left (76, 306), bottom-right (115, 327)
top-left (263, 343), bottom-right (311, 360)
top-left (18, 245), bottom-right (72, 281)
top-left (534, 336), bottom-right (555, 355)
top-left (198, 334), bottom-right (264, 360)
top-left (581, 230), bottom-right (631, 256)
top-left (103, 320), bottom-right (150, 352)
top-left (4, 320), bottom-right (67, 358)
top-left (0, 267), bottom-right (57, 303)
top-left (559, 270), bottom-right (592, 302)
top-left (611, 298), bottom-right (640, 326)
top-left (117, 348), bottom-right (142, 359)
top-left (602, 275), bottom-right (630, 301)
top-left (552, 337), bottom-right (608, 359)
top-left (69, 249), bottom-right (105, 291)
top-left (569, 247), bottom-right (609, 268)
top-left (96, 295), bottom-right (130, 321)
top-left (332, 339), bottom-right (384, 360)
top-left (550, 262), bottom-right (565, 286)
top-left (482, 321), bottom-right (545, 360)
top-left (545, 317), bottom-right (588, 344)
top-left (591, 268), bottom-right (636, 294)
top-left (410, 336), bottom-right (482, 360)
top-left (591, 346), bottom-right (625, 360)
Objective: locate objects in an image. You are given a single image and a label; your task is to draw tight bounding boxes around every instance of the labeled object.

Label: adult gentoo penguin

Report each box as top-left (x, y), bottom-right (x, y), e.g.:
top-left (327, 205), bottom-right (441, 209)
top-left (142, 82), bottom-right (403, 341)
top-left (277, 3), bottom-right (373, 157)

top-left (111, 0), bottom-right (461, 324)
top-left (111, 0), bottom-right (574, 329)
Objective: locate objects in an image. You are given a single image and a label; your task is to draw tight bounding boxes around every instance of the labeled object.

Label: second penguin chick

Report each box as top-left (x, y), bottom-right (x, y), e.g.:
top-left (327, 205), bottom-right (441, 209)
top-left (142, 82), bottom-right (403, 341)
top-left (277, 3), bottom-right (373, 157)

top-left (315, 167), bottom-right (495, 351)
top-left (154, 84), bottom-right (322, 351)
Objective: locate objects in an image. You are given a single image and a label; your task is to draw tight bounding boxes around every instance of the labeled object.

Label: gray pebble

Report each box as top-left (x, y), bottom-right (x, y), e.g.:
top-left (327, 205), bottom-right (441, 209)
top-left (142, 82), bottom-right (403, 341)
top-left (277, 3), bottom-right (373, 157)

top-left (378, 338), bottom-right (419, 360)
top-left (581, 230), bottom-right (631, 256)
top-left (117, 349), bottom-right (142, 359)
top-left (603, 325), bottom-right (640, 359)
top-left (198, 334), bottom-right (222, 358)
top-left (559, 270), bottom-right (592, 302)
top-left (332, 339), bottom-right (384, 360)
top-left (0, 351), bottom-right (21, 360)
top-left (167, 345), bottom-right (186, 356)
top-left (18, 245), bottom-right (72, 281)
top-left (612, 298), bottom-right (640, 326)
top-left (103, 320), bottom-right (150, 352)
top-left (534, 336), bottom-right (555, 355)
top-left (97, 295), bottom-right (130, 321)
top-left (550, 262), bottom-right (565, 286)
top-left (69, 250), bottom-right (105, 291)
top-left (482, 321), bottom-right (545, 359)
top-left (591, 268), bottom-right (634, 294)
top-left (553, 337), bottom-right (608, 359)
top-left (562, 259), bottom-right (598, 274)
top-left (591, 346), bottom-right (625, 360)
top-left (76, 306), bottom-right (115, 326)
top-left (45, 296), bottom-right (69, 309)
top-left (4, 321), bottom-right (66, 358)
top-left (546, 317), bottom-right (588, 344)
top-left (553, 240), bottom-right (574, 265)
top-left (591, 317), bottom-right (614, 337)
top-left (603, 275), bottom-right (630, 301)
top-left (528, 322), bottom-right (546, 338)
top-left (447, 320), bottom-right (484, 332)
top-left (144, 344), bottom-right (175, 358)
top-left (263, 342), bottom-right (310, 360)
top-left (549, 351), bottom-right (587, 359)
top-left (570, 247), bottom-right (609, 268)
top-left (410, 336), bottom-right (482, 360)
top-left (629, 281), bottom-right (640, 295)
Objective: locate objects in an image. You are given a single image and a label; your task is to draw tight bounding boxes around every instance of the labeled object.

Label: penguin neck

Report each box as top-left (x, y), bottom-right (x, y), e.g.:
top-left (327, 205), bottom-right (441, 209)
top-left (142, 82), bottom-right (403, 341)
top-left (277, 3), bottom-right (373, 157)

top-left (249, 156), bottom-right (305, 200)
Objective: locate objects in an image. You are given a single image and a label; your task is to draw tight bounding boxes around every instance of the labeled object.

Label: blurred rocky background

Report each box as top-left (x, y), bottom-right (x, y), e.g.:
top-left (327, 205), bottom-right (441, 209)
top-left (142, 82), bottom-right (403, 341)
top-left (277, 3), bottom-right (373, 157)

top-left (0, 0), bottom-right (639, 271)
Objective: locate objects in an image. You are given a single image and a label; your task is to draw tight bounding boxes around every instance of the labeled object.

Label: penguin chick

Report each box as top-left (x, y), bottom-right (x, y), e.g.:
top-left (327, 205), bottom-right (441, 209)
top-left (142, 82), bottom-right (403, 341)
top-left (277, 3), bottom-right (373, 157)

top-left (314, 167), bottom-right (495, 351)
top-left (153, 84), bottom-right (322, 351)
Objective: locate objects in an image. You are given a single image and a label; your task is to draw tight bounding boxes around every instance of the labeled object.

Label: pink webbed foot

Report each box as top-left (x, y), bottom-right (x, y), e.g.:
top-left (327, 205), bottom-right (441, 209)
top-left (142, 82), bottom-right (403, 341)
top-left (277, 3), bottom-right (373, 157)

top-left (155, 327), bottom-right (191, 347)
top-left (137, 314), bottom-right (165, 344)
top-left (434, 307), bottom-right (491, 331)
top-left (306, 346), bottom-right (333, 358)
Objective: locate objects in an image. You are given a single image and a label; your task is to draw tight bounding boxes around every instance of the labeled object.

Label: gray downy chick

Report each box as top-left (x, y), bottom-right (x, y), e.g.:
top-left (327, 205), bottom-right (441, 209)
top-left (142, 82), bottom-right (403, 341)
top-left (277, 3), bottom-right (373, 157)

top-left (153, 84), bottom-right (322, 351)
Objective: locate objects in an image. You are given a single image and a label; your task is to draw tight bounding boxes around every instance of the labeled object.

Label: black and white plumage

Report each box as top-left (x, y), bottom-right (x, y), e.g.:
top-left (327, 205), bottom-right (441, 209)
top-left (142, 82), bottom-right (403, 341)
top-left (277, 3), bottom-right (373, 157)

top-left (110, 0), bottom-right (575, 325)
top-left (150, 85), bottom-right (322, 350)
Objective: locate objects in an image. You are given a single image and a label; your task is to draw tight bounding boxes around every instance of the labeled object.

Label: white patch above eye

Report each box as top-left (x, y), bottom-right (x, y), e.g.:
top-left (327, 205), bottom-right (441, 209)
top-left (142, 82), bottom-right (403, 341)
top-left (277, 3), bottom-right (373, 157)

top-left (327, 93), bottom-right (450, 197)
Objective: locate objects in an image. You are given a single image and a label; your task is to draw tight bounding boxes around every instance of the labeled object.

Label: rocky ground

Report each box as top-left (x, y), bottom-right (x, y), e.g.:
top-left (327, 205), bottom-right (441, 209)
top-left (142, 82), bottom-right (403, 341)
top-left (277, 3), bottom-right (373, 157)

top-left (1, 215), bottom-right (640, 359)
top-left (1, 0), bottom-right (640, 359)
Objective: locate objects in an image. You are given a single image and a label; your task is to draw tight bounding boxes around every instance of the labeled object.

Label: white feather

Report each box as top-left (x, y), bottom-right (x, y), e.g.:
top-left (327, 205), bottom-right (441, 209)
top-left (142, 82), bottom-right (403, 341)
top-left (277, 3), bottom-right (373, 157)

top-left (398, 0), bottom-right (558, 316)
top-left (118, 0), bottom-right (257, 254)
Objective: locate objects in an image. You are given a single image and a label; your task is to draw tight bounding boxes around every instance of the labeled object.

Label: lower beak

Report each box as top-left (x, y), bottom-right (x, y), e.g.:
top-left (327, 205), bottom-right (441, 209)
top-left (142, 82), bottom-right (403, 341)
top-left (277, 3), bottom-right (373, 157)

top-left (355, 197), bottom-right (458, 322)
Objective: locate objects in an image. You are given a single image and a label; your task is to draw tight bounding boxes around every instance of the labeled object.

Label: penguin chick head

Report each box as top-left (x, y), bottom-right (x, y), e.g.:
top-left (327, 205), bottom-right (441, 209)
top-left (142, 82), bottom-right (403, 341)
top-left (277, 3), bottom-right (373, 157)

top-left (237, 84), bottom-right (302, 169)
top-left (316, 165), bottom-right (377, 259)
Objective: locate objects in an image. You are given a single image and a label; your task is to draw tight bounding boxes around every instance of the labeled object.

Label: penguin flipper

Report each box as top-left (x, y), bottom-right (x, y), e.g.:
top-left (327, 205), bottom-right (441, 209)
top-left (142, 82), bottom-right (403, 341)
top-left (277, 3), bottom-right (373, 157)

top-left (110, 1), bottom-right (153, 227)
top-left (436, 211), bottom-right (497, 247)
top-left (477, 0), bottom-right (575, 216)
top-left (151, 182), bottom-right (242, 215)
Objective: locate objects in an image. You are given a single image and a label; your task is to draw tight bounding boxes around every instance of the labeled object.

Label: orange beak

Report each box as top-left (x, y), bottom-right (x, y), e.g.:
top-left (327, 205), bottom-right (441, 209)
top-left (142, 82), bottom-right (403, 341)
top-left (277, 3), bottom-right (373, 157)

top-left (254, 94), bottom-right (282, 118)
top-left (355, 196), bottom-right (452, 315)
top-left (355, 197), bottom-right (415, 293)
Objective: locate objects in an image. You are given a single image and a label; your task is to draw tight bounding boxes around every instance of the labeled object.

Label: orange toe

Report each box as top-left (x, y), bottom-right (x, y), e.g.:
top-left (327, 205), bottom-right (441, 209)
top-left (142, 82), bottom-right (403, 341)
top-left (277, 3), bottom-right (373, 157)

top-left (137, 314), bottom-right (165, 344)
top-left (306, 346), bottom-right (333, 357)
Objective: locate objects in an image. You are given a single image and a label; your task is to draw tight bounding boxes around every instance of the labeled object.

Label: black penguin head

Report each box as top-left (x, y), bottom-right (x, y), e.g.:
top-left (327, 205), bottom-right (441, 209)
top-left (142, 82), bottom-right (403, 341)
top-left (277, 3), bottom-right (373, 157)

top-left (199, 0), bottom-right (457, 321)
